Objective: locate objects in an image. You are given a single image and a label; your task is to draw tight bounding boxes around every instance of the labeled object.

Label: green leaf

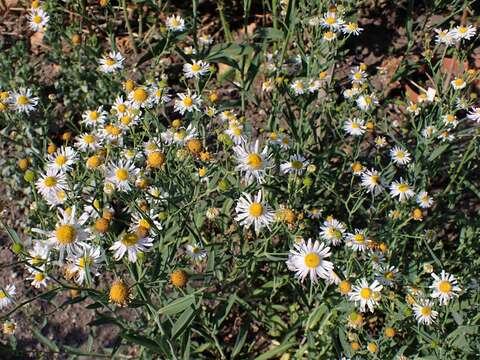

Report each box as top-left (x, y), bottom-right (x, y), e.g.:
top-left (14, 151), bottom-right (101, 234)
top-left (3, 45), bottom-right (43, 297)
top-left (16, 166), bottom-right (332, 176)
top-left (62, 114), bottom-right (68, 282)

top-left (137, 38), bottom-right (167, 66)
top-left (158, 294), bottom-right (195, 315)
top-left (31, 327), bottom-right (59, 352)
top-left (254, 27), bottom-right (284, 40)
top-left (231, 324), bottom-right (248, 358)
top-left (121, 333), bottom-right (161, 352)
top-left (254, 341), bottom-right (295, 360)
top-left (428, 143), bottom-right (449, 161)
top-left (172, 306), bottom-right (196, 338)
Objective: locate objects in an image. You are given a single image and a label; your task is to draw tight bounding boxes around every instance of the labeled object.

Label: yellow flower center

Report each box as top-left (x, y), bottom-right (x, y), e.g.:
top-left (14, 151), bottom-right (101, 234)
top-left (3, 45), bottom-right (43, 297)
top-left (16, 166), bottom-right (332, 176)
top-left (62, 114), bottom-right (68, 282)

top-left (17, 95), bottom-right (29, 105)
top-left (109, 281), bottom-right (129, 305)
top-left (121, 233), bottom-right (140, 246)
top-left (55, 155), bottom-right (67, 166)
top-left (438, 280), bottom-right (452, 293)
top-left (325, 17), bottom-right (336, 25)
top-left (247, 153), bottom-right (263, 169)
top-left (458, 27), bottom-right (467, 34)
top-left (232, 127), bottom-right (242, 136)
top-left (79, 257), bottom-right (93, 268)
top-left (360, 287), bottom-right (372, 300)
top-left (133, 88), bottom-right (148, 103)
top-left (34, 273), bottom-right (45, 281)
top-left (115, 168), bottom-right (129, 181)
top-left (339, 280), bottom-right (351, 294)
top-left (138, 219), bottom-right (150, 229)
top-left (421, 306), bottom-right (432, 316)
top-left (291, 160), bottom-right (303, 169)
top-left (364, 96), bottom-right (372, 104)
top-left (171, 19), bottom-right (180, 27)
top-left (398, 184), bottom-right (409, 193)
top-left (182, 97), bottom-right (193, 107)
top-left (371, 175), bottom-right (379, 184)
top-left (105, 58), bottom-right (116, 66)
top-left (0, 290), bottom-right (6, 299)
top-left (89, 111), bottom-right (98, 120)
top-left (354, 234), bottom-right (365, 243)
top-left (117, 104), bottom-right (127, 113)
top-left (191, 64), bottom-right (201, 72)
top-left (454, 79), bottom-right (464, 87)
top-left (55, 224), bottom-right (76, 244)
top-left (304, 252), bottom-right (321, 268)
top-left (83, 134), bottom-right (95, 144)
top-left (44, 176), bottom-right (57, 187)
top-left (248, 202), bottom-right (263, 217)
top-left (32, 15), bottom-right (42, 24)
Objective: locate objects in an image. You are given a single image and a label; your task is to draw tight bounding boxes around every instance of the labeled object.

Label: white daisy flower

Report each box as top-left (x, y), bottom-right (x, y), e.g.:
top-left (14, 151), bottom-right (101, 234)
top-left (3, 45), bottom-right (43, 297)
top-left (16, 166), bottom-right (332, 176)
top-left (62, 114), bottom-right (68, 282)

top-left (98, 51), bottom-right (124, 73)
top-left (451, 78), bottom-right (466, 90)
top-left (422, 125), bottom-right (436, 138)
top-left (413, 299), bottom-right (438, 325)
top-left (174, 91), bottom-right (202, 115)
top-left (307, 79), bottom-right (322, 93)
top-left (280, 154), bottom-right (308, 175)
top-left (10, 88), bottom-right (38, 113)
top-left (166, 15), bottom-right (185, 32)
top-left (416, 191), bottom-right (433, 208)
top-left (75, 132), bottom-right (101, 152)
top-left (360, 169), bottom-right (383, 195)
top-left (467, 107), bottom-right (480, 122)
top-left (356, 94), bottom-right (378, 111)
top-left (375, 265), bottom-right (398, 287)
top-left (183, 60), bottom-right (210, 78)
top-left (0, 284), bottom-right (16, 309)
top-left (198, 34), bottom-right (213, 45)
top-left (150, 84), bottom-right (172, 105)
top-left (344, 118), bottom-right (366, 136)
top-left (81, 107), bottom-right (107, 127)
top-left (375, 136), bottom-right (387, 147)
top-left (106, 160), bottom-right (139, 192)
top-left (28, 8), bottom-right (49, 32)
top-left (27, 241), bottom-right (50, 272)
top-left (185, 243), bottom-right (207, 261)
top-left (128, 86), bottom-right (153, 109)
top-left (434, 28), bottom-right (455, 46)
top-left (290, 80), bottom-right (306, 95)
top-left (47, 146), bottom-right (78, 172)
top-left (35, 168), bottom-right (68, 200)
top-left (323, 31), bottom-right (337, 42)
top-left (390, 146), bottom-right (411, 165)
top-left (235, 190), bottom-right (275, 234)
top-left (346, 229), bottom-right (369, 252)
top-left (320, 12), bottom-right (344, 30)
top-left (42, 207), bottom-right (88, 259)
top-left (233, 140), bottom-right (271, 184)
top-left (349, 278), bottom-right (383, 312)
top-left (430, 270), bottom-right (461, 305)
top-left (28, 272), bottom-right (48, 289)
top-left (342, 22), bottom-right (363, 36)
top-left (112, 96), bottom-right (131, 117)
top-left (443, 114), bottom-right (458, 128)
top-left (286, 239), bottom-right (334, 283)
top-left (451, 25), bottom-right (476, 41)
top-left (350, 67), bottom-right (367, 84)
top-left (109, 232), bottom-right (154, 263)
top-left (225, 124), bottom-right (247, 145)
top-left (130, 209), bottom-right (163, 235)
top-left (389, 178), bottom-right (415, 202)
top-left (69, 243), bottom-right (103, 285)
top-left (162, 124), bottom-right (198, 146)
top-left (319, 218), bottom-right (345, 245)
top-left (262, 80), bottom-right (273, 93)
top-left (100, 123), bottom-right (125, 145)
